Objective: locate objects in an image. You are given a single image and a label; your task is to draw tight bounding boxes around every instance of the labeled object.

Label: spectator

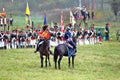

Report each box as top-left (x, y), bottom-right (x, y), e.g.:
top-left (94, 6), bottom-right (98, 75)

top-left (9, 16), bottom-right (13, 26)
top-left (104, 23), bottom-right (110, 41)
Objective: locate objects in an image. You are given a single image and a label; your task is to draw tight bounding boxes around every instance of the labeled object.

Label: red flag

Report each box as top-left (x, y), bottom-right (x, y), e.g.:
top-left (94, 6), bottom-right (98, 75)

top-left (60, 11), bottom-right (64, 32)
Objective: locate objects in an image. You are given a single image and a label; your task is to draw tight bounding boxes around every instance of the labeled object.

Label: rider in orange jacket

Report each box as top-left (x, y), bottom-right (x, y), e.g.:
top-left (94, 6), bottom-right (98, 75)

top-left (34, 24), bottom-right (51, 53)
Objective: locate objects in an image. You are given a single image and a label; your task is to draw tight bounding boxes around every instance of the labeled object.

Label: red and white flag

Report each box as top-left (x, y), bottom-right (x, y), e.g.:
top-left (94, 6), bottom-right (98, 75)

top-left (60, 11), bottom-right (64, 32)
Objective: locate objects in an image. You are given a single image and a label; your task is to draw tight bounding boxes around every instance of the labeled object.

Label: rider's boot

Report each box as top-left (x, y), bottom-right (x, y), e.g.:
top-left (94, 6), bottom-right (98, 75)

top-left (34, 40), bottom-right (43, 53)
top-left (34, 45), bottom-right (38, 53)
top-left (72, 48), bottom-right (77, 56)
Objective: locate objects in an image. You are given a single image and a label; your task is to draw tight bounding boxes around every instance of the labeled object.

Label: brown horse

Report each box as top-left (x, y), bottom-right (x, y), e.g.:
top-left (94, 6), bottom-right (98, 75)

top-left (38, 40), bottom-right (51, 68)
top-left (54, 36), bottom-right (77, 69)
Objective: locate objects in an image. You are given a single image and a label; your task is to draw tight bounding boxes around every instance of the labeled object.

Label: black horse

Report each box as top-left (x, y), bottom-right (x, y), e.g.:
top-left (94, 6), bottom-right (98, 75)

top-left (38, 40), bottom-right (51, 68)
top-left (54, 37), bottom-right (77, 69)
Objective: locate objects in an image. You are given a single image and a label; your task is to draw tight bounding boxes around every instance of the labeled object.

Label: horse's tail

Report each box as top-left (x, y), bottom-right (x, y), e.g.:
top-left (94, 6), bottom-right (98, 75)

top-left (54, 46), bottom-right (58, 62)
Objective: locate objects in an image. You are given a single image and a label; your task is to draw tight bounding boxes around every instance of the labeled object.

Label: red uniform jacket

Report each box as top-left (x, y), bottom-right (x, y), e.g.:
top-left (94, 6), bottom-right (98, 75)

top-left (38, 30), bottom-right (50, 40)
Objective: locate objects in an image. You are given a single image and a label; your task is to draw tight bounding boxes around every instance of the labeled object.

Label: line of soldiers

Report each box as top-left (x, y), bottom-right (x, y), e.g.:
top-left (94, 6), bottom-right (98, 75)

top-left (0, 29), bottom-right (37, 49)
top-left (0, 25), bottom-right (103, 49)
top-left (50, 24), bottom-right (102, 46)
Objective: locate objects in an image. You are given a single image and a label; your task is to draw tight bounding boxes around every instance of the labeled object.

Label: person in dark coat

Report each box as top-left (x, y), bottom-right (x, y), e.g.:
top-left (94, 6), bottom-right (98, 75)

top-left (104, 23), bottom-right (110, 41)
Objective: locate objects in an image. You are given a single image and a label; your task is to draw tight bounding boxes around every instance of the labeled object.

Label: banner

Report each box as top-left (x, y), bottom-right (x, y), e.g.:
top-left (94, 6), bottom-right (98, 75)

top-left (70, 10), bottom-right (76, 26)
top-left (25, 2), bottom-right (30, 16)
top-left (60, 11), bottom-right (64, 32)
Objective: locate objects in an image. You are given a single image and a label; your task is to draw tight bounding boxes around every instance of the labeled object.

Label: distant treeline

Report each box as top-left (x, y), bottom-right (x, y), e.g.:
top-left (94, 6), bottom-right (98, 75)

top-left (0, 0), bottom-right (79, 15)
top-left (0, 0), bottom-right (112, 15)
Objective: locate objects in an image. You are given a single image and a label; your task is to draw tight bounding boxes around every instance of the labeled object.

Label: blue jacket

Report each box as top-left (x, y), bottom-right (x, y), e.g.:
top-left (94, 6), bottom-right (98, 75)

top-left (64, 31), bottom-right (71, 40)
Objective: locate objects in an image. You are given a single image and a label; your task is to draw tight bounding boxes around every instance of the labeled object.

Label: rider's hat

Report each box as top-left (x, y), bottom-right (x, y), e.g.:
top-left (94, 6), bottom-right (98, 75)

top-left (42, 24), bottom-right (48, 28)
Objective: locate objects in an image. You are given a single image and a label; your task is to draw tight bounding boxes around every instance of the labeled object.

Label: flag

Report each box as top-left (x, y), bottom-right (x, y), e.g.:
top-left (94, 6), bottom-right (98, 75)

top-left (11, 0), bottom-right (14, 3)
top-left (60, 12), bottom-right (64, 26)
top-left (60, 11), bottom-right (64, 32)
top-left (43, 13), bottom-right (47, 25)
top-left (25, 2), bottom-right (30, 16)
top-left (25, 1), bottom-right (31, 25)
top-left (70, 10), bottom-right (76, 26)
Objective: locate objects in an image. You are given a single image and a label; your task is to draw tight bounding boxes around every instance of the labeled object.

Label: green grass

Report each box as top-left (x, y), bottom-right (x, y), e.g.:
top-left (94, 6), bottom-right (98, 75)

top-left (0, 16), bottom-right (120, 80)
top-left (0, 41), bottom-right (120, 80)
top-left (0, 16), bottom-right (43, 31)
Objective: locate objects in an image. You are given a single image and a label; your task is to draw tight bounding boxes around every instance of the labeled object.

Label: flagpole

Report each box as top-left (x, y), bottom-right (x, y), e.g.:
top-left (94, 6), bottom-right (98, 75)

top-left (79, 0), bottom-right (82, 9)
top-left (43, 11), bottom-right (47, 25)
top-left (60, 11), bottom-right (64, 32)
top-left (91, 0), bottom-right (94, 21)
top-left (91, 0), bottom-right (94, 11)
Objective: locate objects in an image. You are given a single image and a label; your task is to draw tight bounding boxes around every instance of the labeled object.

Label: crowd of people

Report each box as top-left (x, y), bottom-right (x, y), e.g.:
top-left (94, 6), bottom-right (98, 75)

top-left (50, 23), bottom-right (103, 46)
top-left (0, 22), bottom-right (110, 50)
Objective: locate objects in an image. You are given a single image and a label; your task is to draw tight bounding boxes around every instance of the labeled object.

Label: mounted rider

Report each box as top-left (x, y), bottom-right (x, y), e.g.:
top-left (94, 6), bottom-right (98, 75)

top-left (34, 24), bottom-right (51, 54)
top-left (64, 27), bottom-right (77, 56)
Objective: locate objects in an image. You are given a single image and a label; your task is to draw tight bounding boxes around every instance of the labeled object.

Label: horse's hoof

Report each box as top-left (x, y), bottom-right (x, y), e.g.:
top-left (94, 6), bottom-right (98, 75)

top-left (34, 51), bottom-right (37, 53)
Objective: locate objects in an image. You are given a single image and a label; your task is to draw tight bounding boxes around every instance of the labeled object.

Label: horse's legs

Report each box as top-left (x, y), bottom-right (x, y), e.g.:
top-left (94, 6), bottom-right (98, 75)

top-left (54, 56), bottom-right (58, 69)
top-left (68, 57), bottom-right (70, 68)
top-left (40, 54), bottom-right (44, 68)
top-left (72, 56), bottom-right (74, 68)
top-left (48, 54), bottom-right (51, 67)
top-left (54, 52), bottom-right (58, 69)
top-left (58, 55), bottom-right (63, 69)
top-left (45, 55), bottom-right (47, 67)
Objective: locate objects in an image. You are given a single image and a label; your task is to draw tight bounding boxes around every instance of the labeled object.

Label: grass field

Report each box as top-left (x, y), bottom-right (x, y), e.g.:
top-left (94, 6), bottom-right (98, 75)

top-left (0, 15), bottom-right (120, 80)
top-left (0, 41), bottom-right (120, 80)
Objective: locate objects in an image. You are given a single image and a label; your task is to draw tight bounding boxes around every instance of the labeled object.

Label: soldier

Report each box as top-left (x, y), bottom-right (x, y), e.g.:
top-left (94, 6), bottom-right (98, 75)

top-left (76, 28), bottom-right (83, 45)
top-left (34, 24), bottom-right (51, 54)
top-left (89, 26), bottom-right (95, 45)
top-left (104, 23), bottom-right (110, 41)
